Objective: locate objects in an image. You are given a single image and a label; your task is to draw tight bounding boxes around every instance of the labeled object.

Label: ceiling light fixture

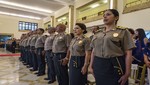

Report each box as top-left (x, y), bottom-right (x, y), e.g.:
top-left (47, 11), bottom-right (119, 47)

top-left (103, 0), bottom-right (108, 3)
top-left (0, 1), bottom-right (53, 13)
top-left (0, 11), bottom-right (41, 20)
top-left (90, 4), bottom-right (100, 8)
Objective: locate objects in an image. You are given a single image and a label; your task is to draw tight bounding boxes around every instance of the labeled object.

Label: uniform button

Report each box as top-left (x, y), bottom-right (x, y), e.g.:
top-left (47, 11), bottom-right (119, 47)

top-left (119, 73), bottom-right (121, 75)
top-left (118, 70), bottom-right (120, 72)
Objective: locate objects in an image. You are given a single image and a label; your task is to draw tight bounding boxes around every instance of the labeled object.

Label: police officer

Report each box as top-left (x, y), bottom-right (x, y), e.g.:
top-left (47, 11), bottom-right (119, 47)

top-left (23, 34), bottom-right (29, 66)
top-left (68, 23), bottom-right (91, 85)
top-left (89, 9), bottom-right (135, 85)
top-left (30, 29), bottom-right (39, 71)
top-left (52, 24), bottom-right (71, 85)
top-left (26, 31), bottom-right (33, 68)
top-left (44, 27), bottom-right (56, 84)
top-left (35, 28), bottom-right (47, 76)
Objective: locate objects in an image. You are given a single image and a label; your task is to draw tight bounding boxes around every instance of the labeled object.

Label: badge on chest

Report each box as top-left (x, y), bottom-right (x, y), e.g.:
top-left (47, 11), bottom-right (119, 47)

top-left (113, 33), bottom-right (119, 37)
top-left (78, 40), bottom-right (83, 45)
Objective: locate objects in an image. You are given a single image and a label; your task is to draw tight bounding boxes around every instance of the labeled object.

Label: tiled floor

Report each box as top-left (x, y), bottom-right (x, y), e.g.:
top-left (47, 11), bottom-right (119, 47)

top-left (0, 48), bottom-right (148, 85)
top-left (0, 48), bottom-right (58, 85)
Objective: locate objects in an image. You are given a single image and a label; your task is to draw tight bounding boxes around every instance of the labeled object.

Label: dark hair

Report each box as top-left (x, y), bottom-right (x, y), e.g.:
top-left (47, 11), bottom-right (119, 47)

top-left (38, 28), bottom-right (44, 33)
top-left (136, 28), bottom-right (146, 42)
top-left (105, 9), bottom-right (119, 24)
top-left (76, 23), bottom-right (87, 34)
top-left (70, 33), bottom-right (74, 39)
top-left (147, 42), bottom-right (150, 48)
top-left (128, 28), bottom-right (135, 35)
top-left (92, 26), bottom-right (100, 30)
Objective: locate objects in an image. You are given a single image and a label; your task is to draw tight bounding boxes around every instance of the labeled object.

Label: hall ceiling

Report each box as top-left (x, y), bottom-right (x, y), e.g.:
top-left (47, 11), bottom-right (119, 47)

top-left (0, 0), bottom-right (76, 19)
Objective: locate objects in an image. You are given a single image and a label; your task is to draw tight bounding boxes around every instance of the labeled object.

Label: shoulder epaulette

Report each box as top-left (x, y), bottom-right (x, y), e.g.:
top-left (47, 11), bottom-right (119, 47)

top-left (95, 29), bottom-right (103, 34)
top-left (116, 26), bottom-right (128, 30)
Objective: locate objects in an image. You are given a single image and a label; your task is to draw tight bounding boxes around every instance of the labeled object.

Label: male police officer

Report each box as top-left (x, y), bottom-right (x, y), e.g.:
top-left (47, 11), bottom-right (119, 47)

top-left (35, 28), bottom-right (47, 76)
top-left (44, 27), bottom-right (56, 84)
top-left (52, 24), bottom-right (71, 85)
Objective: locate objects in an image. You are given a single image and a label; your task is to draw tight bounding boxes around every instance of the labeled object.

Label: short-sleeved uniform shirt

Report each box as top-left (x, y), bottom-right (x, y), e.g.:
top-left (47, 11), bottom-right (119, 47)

top-left (35, 35), bottom-right (47, 48)
top-left (52, 32), bottom-right (71, 53)
top-left (91, 27), bottom-right (135, 58)
top-left (44, 34), bottom-right (55, 51)
top-left (30, 35), bottom-right (39, 47)
top-left (69, 35), bottom-right (91, 56)
top-left (26, 36), bottom-right (33, 46)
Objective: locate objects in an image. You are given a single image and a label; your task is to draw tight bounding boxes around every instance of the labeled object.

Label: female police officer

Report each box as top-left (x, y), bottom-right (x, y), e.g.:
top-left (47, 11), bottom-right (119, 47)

top-left (89, 9), bottom-right (135, 85)
top-left (64, 23), bottom-right (91, 85)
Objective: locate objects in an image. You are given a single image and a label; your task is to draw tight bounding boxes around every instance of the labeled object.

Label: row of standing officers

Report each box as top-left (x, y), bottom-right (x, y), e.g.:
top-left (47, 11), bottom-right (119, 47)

top-left (19, 23), bottom-right (91, 85)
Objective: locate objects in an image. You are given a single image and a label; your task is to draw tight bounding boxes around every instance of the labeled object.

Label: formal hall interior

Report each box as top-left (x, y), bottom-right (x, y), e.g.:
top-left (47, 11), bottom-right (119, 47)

top-left (0, 0), bottom-right (150, 85)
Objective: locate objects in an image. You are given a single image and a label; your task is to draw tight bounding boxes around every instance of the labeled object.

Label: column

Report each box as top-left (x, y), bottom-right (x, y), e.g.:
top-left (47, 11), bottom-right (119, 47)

top-left (51, 16), bottom-right (55, 27)
top-left (68, 5), bottom-right (74, 33)
top-left (109, 0), bottom-right (117, 9)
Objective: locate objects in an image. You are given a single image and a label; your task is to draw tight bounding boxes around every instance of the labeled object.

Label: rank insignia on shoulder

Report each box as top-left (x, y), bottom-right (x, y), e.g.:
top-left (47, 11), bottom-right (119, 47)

top-left (117, 26), bottom-right (127, 30)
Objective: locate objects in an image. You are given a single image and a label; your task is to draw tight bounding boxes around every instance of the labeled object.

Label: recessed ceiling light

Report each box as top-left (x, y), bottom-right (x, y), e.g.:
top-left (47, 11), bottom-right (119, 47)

top-left (0, 1), bottom-right (53, 13)
top-left (90, 4), bottom-right (100, 8)
top-left (0, 11), bottom-right (41, 20)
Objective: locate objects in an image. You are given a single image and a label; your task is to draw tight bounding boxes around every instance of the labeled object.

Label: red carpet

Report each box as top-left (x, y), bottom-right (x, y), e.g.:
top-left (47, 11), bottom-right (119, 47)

top-left (0, 53), bottom-right (20, 57)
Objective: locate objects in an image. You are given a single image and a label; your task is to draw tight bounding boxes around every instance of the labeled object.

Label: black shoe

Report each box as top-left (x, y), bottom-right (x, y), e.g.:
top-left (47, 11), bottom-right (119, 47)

top-left (26, 66), bottom-right (30, 68)
top-left (44, 78), bottom-right (50, 80)
top-left (34, 72), bottom-right (39, 74)
top-left (30, 69), bottom-right (36, 71)
top-left (48, 79), bottom-right (56, 84)
top-left (37, 73), bottom-right (45, 76)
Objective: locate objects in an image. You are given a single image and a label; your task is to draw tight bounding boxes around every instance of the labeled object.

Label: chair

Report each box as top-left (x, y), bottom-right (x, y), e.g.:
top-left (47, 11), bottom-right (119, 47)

top-left (129, 64), bottom-right (147, 85)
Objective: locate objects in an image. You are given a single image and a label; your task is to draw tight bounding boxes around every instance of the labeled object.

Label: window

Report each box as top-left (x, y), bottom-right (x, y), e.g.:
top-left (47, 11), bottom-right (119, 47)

top-left (18, 21), bottom-right (38, 31)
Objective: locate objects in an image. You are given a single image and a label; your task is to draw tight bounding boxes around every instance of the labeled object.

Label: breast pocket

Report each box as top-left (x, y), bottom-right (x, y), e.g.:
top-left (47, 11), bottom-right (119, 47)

top-left (110, 37), bottom-right (121, 47)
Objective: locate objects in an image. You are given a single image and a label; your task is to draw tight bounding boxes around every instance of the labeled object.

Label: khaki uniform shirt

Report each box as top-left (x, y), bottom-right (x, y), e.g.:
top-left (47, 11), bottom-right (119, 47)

top-left (23, 38), bottom-right (28, 47)
top-left (35, 35), bottom-right (47, 48)
top-left (52, 32), bottom-right (71, 53)
top-left (26, 36), bottom-right (33, 46)
top-left (30, 35), bottom-right (39, 47)
top-left (69, 35), bottom-right (91, 56)
top-left (91, 27), bottom-right (135, 58)
top-left (44, 34), bottom-right (55, 51)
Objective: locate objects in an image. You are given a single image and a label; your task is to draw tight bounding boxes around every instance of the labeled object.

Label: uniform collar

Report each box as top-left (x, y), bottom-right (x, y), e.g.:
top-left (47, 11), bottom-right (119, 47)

top-left (102, 27), bottom-right (117, 32)
top-left (75, 34), bottom-right (84, 40)
top-left (58, 32), bottom-right (65, 35)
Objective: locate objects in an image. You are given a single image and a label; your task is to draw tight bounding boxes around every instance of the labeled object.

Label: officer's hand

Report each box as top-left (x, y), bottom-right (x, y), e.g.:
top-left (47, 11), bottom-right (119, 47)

top-left (81, 65), bottom-right (87, 75)
top-left (42, 51), bottom-right (45, 56)
top-left (145, 61), bottom-right (150, 68)
top-left (118, 74), bottom-right (129, 85)
top-left (61, 58), bottom-right (68, 66)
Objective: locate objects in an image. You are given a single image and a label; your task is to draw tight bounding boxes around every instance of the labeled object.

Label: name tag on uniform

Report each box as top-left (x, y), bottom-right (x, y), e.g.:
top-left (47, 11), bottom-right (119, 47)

top-left (113, 33), bottom-right (119, 37)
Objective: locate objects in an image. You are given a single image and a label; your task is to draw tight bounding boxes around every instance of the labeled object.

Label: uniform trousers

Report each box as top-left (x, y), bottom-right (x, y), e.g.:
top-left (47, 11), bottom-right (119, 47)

top-left (93, 56), bottom-right (128, 85)
top-left (69, 56), bottom-right (87, 85)
top-left (36, 47), bottom-right (45, 74)
top-left (53, 53), bottom-right (69, 85)
top-left (45, 50), bottom-right (56, 81)
top-left (31, 46), bottom-right (38, 70)
top-left (27, 46), bottom-right (33, 67)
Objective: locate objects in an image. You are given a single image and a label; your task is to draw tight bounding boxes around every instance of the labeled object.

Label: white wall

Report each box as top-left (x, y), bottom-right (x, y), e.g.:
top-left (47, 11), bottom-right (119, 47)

top-left (0, 15), bottom-right (43, 39)
top-left (117, 0), bottom-right (150, 30)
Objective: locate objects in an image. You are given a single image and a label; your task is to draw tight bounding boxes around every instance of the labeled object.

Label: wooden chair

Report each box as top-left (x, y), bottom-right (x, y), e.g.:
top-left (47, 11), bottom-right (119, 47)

top-left (129, 64), bottom-right (147, 85)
